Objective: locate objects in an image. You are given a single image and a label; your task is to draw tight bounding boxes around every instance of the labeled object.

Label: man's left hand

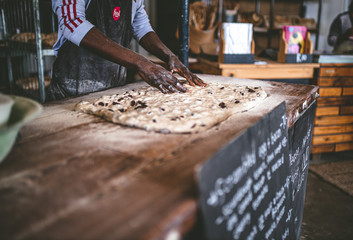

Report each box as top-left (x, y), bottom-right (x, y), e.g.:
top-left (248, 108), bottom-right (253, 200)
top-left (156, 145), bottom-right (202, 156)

top-left (168, 55), bottom-right (207, 87)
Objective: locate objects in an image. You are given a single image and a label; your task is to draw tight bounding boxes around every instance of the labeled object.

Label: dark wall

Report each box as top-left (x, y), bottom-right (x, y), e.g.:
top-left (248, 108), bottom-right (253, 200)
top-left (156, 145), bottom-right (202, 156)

top-left (39, 0), bottom-right (57, 34)
top-left (156, 0), bottom-right (179, 54)
top-left (156, 0), bottom-right (199, 55)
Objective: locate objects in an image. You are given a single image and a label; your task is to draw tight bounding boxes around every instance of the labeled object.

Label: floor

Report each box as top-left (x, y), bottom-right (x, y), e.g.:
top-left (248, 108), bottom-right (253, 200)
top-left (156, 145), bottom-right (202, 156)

top-left (301, 151), bottom-right (353, 240)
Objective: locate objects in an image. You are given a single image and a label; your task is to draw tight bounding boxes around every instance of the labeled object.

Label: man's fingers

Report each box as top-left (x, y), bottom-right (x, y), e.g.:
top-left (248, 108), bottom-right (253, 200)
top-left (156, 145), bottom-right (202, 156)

top-left (158, 76), bottom-right (185, 94)
top-left (140, 64), bottom-right (192, 94)
top-left (167, 84), bottom-right (179, 93)
top-left (157, 84), bottom-right (168, 94)
top-left (167, 75), bottom-right (187, 93)
top-left (175, 68), bottom-right (194, 86)
top-left (187, 71), bottom-right (207, 86)
top-left (176, 67), bottom-right (207, 87)
top-left (181, 71), bottom-right (196, 87)
top-left (165, 71), bottom-right (187, 93)
top-left (176, 82), bottom-right (188, 92)
top-left (192, 74), bottom-right (207, 86)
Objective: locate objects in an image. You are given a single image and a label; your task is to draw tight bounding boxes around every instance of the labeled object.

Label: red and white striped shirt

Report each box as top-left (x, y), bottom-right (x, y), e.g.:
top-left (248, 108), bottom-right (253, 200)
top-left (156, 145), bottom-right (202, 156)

top-left (52, 0), bottom-right (153, 55)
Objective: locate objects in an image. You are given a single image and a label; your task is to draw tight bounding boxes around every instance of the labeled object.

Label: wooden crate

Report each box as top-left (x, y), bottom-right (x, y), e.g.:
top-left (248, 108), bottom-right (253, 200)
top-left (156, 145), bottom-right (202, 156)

top-left (312, 63), bottom-right (353, 153)
top-left (277, 31), bottom-right (313, 63)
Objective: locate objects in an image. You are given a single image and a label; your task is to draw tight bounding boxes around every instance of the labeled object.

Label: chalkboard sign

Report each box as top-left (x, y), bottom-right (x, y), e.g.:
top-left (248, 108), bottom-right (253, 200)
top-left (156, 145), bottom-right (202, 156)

top-left (287, 101), bottom-right (316, 239)
top-left (197, 102), bottom-right (295, 240)
top-left (285, 54), bottom-right (313, 63)
top-left (223, 54), bottom-right (255, 64)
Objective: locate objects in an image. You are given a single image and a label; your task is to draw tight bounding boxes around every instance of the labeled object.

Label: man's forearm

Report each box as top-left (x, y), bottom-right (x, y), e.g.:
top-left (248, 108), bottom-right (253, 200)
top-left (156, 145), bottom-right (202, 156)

top-left (80, 27), bottom-right (151, 71)
top-left (139, 31), bottom-right (177, 63)
top-left (139, 31), bottom-right (207, 87)
top-left (80, 27), bottom-right (188, 93)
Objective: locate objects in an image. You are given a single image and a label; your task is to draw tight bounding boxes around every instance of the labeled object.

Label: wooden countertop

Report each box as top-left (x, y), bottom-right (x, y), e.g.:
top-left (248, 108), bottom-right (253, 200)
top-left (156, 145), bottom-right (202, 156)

top-left (191, 58), bottom-right (320, 79)
top-left (0, 75), bottom-right (318, 239)
top-left (319, 62), bottom-right (353, 67)
top-left (199, 57), bottom-right (320, 69)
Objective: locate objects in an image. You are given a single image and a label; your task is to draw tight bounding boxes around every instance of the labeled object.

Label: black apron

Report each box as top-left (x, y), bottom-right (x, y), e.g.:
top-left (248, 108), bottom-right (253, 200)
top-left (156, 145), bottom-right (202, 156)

top-left (47, 0), bottom-right (133, 101)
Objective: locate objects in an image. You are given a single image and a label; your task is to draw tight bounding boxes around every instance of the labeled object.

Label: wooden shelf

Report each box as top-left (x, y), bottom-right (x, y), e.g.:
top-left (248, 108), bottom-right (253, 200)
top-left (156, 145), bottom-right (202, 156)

top-left (312, 63), bottom-right (353, 154)
top-left (192, 57), bottom-right (319, 80)
top-left (253, 0), bottom-right (322, 50)
top-left (254, 26), bottom-right (269, 33)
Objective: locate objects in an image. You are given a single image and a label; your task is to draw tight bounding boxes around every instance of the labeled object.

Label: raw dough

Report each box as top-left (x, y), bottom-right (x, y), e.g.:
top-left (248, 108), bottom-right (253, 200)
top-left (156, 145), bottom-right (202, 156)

top-left (75, 82), bottom-right (267, 133)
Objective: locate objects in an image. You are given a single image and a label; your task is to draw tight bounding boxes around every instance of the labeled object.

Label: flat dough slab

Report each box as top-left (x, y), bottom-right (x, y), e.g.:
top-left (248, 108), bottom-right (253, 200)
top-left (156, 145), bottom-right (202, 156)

top-left (75, 82), bottom-right (267, 133)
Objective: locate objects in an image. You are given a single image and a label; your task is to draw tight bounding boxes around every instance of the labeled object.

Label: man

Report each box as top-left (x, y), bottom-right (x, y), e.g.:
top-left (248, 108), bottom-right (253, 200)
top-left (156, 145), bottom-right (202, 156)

top-left (48, 0), bottom-right (206, 101)
top-left (327, 1), bottom-right (353, 54)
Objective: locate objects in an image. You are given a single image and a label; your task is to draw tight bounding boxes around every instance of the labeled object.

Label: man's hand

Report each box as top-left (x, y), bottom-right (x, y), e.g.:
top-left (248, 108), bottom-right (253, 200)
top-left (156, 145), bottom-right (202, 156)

top-left (138, 60), bottom-right (187, 94)
top-left (345, 27), bottom-right (353, 40)
top-left (338, 27), bottom-right (353, 43)
top-left (139, 32), bottom-right (207, 88)
top-left (168, 55), bottom-right (207, 87)
top-left (80, 28), bottom-right (187, 94)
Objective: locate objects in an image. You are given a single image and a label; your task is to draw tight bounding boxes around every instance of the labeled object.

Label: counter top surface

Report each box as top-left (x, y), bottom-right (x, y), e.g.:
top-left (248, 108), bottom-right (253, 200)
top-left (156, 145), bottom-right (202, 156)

top-left (191, 59), bottom-right (320, 80)
top-left (0, 75), bottom-right (318, 240)
top-left (198, 57), bottom-right (321, 69)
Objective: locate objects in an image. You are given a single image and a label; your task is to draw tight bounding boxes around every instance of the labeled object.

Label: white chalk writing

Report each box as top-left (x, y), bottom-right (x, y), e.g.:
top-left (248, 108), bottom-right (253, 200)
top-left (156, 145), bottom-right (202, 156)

top-left (252, 184), bottom-right (268, 210)
top-left (290, 147), bottom-right (299, 167)
top-left (203, 107), bottom-right (296, 240)
top-left (233, 213), bottom-right (251, 240)
top-left (207, 150), bottom-right (256, 207)
top-left (238, 191), bottom-right (253, 215)
top-left (282, 136), bottom-right (287, 148)
top-left (274, 142), bottom-right (282, 157)
top-left (227, 213), bottom-right (238, 231)
top-left (258, 201), bottom-right (272, 231)
top-left (296, 54), bottom-right (308, 63)
top-left (266, 170), bottom-right (272, 180)
top-left (276, 206), bottom-right (285, 224)
top-left (272, 188), bottom-right (286, 219)
top-left (280, 114), bottom-right (287, 129)
top-left (271, 154), bottom-right (284, 173)
top-left (302, 145), bottom-right (310, 171)
top-left (265, 222), bottom-right (276, 239)
top-left (247, 226), bottom-right (258, 240)
top-left (282, 228), bottom-right (289, 240)
top-left (258, 214), bottom-right (265, 231)
top-left (258, 142), bottom-right (267, 160)
top-left (286, 209), bottom-right (292, 223)
top-left (222, 178), bottom-right (253, 217)
top-left (271, 129), bottom-right (282, 145)
top-left (266, 152), bottom-right (274, 164)
top-left (302, 127), bottom-right (312, 149)
top-left (253, 175), bottom-right (265, 194)
top-left (253, 162), bottom-right (267, 181)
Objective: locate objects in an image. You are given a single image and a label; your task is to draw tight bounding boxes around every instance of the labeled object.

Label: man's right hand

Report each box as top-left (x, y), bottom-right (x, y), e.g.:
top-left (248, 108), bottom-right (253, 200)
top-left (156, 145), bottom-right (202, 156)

top-left (81, 28), bottom-right (188, 94)
top-left (137, 60), bottom-right (187, 94)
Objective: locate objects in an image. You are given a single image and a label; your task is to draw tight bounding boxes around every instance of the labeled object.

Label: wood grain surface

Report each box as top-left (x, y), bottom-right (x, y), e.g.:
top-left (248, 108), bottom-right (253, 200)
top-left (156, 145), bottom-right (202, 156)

top-left (0, 75), bottom-right (318, 240)
top-left (317, 97), bottom-right (353, 107)
top-left (313, 63), bottom-right (353, 153)
top-left (194, 58), bottom-right (319, 79)
top-left (319, 87), bottom-right (342, 97)
top-left (341, 106), bottom-right (353, 115)
top-left (319, 67), bottom-right (353, 77)
top-left (316, 77), bottom-right (353, 87)
top-left (311, 144), bottom-right (335, 154)
top-left (315, 107), bottom-right (340, 116)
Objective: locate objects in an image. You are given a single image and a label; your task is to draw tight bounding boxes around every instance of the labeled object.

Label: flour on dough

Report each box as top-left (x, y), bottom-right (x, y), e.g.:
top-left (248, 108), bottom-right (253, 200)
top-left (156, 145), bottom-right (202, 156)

top-left (75, 82), bottom-right (267, 133)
